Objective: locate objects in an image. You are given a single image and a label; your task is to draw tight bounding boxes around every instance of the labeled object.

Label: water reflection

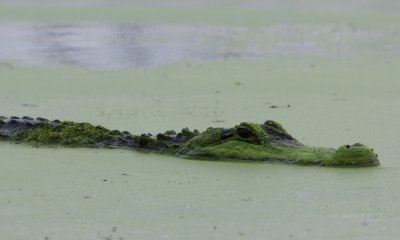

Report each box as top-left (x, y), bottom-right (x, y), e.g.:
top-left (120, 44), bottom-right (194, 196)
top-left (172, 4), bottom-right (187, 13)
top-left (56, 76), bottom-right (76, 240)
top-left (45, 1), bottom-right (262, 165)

top-left (0, 23), bottom-right (396, 69)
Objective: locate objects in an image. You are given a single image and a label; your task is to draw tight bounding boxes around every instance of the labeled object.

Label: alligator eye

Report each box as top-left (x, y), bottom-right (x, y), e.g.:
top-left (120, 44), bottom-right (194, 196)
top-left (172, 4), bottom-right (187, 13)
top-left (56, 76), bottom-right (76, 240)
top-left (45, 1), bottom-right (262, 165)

top-left (237, 127), bottom-right (253, 139)
top-left (236, 122), bottom-right (267, 144)
top-left (221, 128), bottom-right (234, 139)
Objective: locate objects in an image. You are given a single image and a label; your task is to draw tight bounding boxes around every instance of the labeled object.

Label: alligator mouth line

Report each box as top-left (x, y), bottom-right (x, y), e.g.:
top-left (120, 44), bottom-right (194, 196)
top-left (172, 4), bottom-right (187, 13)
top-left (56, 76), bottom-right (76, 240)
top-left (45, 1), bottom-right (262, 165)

top-left (0, 116), bottom-right (380, 167)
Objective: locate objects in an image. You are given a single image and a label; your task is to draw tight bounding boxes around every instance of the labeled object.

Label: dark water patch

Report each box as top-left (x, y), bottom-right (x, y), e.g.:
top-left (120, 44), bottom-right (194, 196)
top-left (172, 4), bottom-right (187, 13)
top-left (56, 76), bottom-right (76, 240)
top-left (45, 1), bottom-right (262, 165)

top-left (0, 23), bottom-right (256, 69)
top-left (0, 23), bottom-right (397, 69)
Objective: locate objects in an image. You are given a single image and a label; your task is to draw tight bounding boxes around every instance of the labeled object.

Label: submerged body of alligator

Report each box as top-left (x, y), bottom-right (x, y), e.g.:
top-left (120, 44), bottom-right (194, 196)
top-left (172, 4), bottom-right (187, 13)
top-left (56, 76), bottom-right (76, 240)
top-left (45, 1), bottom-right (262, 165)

top-left (0, 116), bottom-right (379, 167)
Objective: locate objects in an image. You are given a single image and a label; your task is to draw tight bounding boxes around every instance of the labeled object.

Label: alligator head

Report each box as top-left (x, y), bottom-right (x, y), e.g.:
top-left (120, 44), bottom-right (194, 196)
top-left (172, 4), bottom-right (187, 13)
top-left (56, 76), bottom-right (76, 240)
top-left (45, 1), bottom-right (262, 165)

top-left (175, 121), bottom-right (380, 167)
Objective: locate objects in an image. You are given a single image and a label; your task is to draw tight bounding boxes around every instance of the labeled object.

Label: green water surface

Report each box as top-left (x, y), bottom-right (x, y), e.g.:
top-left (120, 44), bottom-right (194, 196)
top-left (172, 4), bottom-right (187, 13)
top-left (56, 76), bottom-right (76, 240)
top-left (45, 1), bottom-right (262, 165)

top-left (1, 1), bottom-right (400, 239)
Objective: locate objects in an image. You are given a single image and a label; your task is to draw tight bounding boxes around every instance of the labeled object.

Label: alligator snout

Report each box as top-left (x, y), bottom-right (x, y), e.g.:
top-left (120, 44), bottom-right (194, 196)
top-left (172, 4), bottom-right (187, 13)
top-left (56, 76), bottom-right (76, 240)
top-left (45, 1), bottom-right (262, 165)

top-left (332, 143), bottom-right (380, 166)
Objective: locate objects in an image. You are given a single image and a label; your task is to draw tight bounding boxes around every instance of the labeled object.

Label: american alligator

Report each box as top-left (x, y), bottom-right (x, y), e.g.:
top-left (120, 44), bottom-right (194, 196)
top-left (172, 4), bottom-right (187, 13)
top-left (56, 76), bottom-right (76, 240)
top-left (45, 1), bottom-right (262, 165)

top-left (0, 116), bottom-right (379, 167)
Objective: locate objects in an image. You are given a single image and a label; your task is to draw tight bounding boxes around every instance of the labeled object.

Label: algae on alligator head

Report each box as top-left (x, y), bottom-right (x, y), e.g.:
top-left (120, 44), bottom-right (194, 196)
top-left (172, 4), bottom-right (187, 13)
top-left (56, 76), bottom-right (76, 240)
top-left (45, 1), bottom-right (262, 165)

top-left (176, 121), bottom-right (379, 166)
top-left (0, 116), bottom-right (380, 167)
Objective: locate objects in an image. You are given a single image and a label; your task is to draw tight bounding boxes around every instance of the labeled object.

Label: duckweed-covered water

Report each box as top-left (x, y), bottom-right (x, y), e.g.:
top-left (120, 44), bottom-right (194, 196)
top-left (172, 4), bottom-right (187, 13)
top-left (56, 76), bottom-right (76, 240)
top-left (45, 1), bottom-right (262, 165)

top-left (1, 1), bottom-right (400, 239)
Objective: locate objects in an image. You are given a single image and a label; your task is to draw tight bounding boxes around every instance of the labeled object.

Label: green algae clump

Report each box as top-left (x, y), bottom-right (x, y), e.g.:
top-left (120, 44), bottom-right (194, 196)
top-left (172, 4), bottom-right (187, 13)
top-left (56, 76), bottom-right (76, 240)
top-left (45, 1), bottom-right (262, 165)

top-left (0, 132), bottom-right (7, 140)
top-left (14, 121), bottom-right (116, 146)
top-left (177, 127), bottom-right (223, 155)
top-left (264, 120), bottom-right (287, 134)
top-left (264, 120), bottom-right (292, 139)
